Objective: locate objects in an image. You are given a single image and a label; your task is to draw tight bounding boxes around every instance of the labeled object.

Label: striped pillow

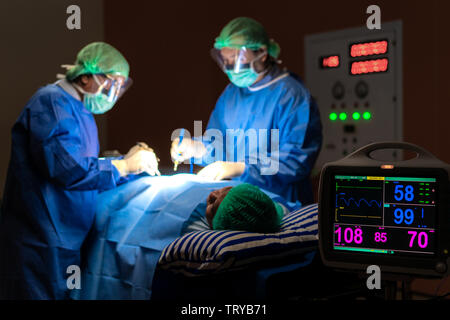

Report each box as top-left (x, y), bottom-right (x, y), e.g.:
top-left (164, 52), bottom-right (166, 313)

top-left (157, 204), bottom-right (318, 276)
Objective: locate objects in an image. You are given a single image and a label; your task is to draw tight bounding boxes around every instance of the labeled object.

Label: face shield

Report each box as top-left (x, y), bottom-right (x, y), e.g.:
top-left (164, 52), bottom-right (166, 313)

top-left (92, 74), bottom-right (133, 103)
top-left (211, 47), bottom-right (266, 73)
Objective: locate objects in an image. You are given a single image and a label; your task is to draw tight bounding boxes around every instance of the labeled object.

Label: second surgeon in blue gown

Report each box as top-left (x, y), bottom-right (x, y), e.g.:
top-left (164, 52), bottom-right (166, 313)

top-left (171, 17), bottom-right (322, 205)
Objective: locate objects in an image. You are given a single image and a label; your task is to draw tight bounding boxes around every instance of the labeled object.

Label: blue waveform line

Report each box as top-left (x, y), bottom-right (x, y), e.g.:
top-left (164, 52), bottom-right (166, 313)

top-left (336, 194), bottom-right (382, 208)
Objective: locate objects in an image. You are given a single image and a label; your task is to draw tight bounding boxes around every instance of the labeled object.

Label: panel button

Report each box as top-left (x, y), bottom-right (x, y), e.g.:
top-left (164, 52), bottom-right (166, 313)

top-left (332, 82), bottom-right (345, 100)
top-left (435, 262), bottom-right (447, 274)
top-left (355, 81), bottom-right (369, 99)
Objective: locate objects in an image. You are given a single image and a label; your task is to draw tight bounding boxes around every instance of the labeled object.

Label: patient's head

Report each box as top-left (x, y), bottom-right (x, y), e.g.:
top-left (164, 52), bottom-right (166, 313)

top-left (205, 183), bottom-right (284, 233)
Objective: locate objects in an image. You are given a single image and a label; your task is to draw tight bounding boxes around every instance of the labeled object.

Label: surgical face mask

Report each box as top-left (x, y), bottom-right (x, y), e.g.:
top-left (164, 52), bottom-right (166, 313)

top-left (225, 68), bottom-right (260, 88)
top-left (225, 53), bottom-right (267, 88)
top-left (83, 91), bottom-right (116, 114)
top-left (73, 74), bottom-right (129, 114)
top-left (212, 48), bottom-right (267, 88)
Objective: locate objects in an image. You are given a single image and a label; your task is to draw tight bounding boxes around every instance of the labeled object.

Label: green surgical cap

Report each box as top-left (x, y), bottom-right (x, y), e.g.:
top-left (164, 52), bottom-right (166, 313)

top-left (66, 42), bottom-right (130, 81)
top-left (212, 183), bottom-right (284, 233)
top-left (214, 17), bottom-right (281, 59)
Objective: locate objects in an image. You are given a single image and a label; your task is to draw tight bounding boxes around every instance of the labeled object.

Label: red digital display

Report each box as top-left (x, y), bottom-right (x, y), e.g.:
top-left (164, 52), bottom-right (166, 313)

top-left (350, 40), bottom-right (388, 57)
top-left (351, 59), bottom-right (388, 75)
top-left (321, 55), bottom-right (340, 68)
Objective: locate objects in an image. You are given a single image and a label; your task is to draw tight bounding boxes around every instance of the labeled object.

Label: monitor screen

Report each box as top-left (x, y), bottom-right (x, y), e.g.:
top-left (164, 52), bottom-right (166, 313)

top-left (332, 175), bottom-right (437, 256)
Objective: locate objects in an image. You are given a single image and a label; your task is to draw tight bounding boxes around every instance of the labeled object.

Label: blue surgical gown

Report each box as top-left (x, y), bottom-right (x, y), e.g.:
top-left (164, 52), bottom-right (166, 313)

top-left (0, 84), bottom-right (122, 299)
top-left (200, 66), bottom-right (322, 205)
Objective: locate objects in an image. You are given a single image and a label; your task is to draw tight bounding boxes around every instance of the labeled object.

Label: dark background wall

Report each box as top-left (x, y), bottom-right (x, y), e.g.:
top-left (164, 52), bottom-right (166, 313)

top-left (0, 0), bottom-right (105, 196)
top-left (103, 0), bottom-right (450, 176)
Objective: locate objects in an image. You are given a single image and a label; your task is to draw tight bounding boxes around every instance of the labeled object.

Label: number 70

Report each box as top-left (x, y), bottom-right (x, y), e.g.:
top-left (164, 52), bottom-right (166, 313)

top-left (407, 231), bottom-right (428, 249)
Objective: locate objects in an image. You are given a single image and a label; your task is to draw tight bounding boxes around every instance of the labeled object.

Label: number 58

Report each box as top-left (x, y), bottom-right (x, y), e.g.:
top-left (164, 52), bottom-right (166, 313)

top-left (394, 185), bottom-right (414, 202)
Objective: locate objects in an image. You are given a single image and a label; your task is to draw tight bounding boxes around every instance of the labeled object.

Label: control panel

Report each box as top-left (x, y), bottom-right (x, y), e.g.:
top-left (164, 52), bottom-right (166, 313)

top-left (305, 21), bottom-right (403, 169)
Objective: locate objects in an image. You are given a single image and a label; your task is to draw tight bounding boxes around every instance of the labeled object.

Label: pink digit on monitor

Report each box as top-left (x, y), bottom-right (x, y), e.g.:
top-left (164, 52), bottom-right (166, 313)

top-left (344, 228), bottom-right (353, 243)
top-left (418, 232), bottom-right (428, 249)
top-left (354, 228), bottom-right (363, 244)
top-left (335, 227), bottom-right (342, 243)
top-left (408, 231), bottom-right (417, 248)
top-left (374, 232), bottom-right (381, 242)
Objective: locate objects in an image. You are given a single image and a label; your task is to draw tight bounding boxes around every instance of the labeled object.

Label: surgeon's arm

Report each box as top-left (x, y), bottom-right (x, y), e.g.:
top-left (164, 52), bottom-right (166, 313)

top-left (193, 91), bottom-right (229, 167)
top-left (240, 91), bottom-right (322, 188)
top-left (169, 92), bottom-right (228, 166)
top-left (29, 93), bottom-right (123, 191)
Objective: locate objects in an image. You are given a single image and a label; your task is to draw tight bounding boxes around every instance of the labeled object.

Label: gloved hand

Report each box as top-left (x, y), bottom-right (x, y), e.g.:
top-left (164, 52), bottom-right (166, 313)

top-left (112, 143), bottom-right (161, 177)
top-left (197, 161), bottom-right (245, 181)
top-left (124, 142), bottom-right (158, 159)
top-left (170, 137), bottom-right (207, 163)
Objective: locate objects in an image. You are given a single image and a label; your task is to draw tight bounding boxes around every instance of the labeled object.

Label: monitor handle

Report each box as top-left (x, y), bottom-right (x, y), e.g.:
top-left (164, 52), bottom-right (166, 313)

top-left (346, 141), bottom-right (437, 163)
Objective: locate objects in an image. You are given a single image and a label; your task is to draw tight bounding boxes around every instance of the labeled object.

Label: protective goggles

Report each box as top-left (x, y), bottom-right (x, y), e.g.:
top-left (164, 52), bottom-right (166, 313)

top-left (210, 47), bottom-right (266, 73)
top-left (92, 74), bottom-right (133, 103)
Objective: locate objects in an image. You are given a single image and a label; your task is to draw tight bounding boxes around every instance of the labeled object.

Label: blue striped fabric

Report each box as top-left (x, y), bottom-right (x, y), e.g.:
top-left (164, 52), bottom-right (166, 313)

top-left (157, 204), bottom-right (318, 276)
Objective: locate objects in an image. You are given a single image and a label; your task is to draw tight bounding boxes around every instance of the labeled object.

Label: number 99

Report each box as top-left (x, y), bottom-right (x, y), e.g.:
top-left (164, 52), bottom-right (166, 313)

top-left (394, 208), bottom-right (414, 225)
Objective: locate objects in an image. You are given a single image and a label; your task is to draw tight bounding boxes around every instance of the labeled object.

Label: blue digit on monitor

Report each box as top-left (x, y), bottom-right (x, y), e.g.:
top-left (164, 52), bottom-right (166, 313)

top-left (394, 208), bottom-right (414, 225)
top-left (405, 185), bottom-right (414, 201)
top-left (394, 185), bottom-right (404, 201)
top-left (394, 184), bottom-right (414, 202)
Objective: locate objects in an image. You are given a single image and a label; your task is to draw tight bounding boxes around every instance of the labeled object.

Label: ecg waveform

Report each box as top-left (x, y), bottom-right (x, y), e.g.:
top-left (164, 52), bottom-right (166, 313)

top-left (335, 181), bottom-right (384, 224)
top-left (336, 194), bottom-right (382, 208)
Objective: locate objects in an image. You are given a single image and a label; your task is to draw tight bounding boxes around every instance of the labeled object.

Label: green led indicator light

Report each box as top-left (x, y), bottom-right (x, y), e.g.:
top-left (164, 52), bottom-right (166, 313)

top-left (339, 113), bottom-right (347, 121)
top-left (352, 112), bottom-right (361, 120)
top-left (363, 112), bottom-right (372, 120)
top-left (329, 113), bottom-right (338, 121)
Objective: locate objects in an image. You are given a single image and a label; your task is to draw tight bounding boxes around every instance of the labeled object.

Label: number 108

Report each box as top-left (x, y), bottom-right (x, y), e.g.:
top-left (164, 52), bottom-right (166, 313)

top-left (335, 227), bottom-right (363, 244)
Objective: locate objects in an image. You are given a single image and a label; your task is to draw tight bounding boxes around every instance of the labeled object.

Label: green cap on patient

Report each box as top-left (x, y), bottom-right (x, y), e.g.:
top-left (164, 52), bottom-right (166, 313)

top-left (212, 183), bottom-right (284, 233)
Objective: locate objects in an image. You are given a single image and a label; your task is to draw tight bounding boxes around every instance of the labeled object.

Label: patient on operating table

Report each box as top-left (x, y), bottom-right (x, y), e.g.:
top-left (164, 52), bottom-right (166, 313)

top-left (181, 183), bottom-right (289, 235)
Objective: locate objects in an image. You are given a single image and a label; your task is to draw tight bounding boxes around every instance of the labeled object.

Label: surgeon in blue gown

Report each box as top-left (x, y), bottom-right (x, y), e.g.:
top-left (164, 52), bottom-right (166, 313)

top-left (171, 17), bottom-right (322, 205)
top-left (0, 42), bottom-right (160, 299)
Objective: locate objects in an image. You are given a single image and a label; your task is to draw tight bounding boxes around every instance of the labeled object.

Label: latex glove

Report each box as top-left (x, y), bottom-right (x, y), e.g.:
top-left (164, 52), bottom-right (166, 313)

top-left (124, 142), bottom-right (156, 160)
top-left (124, 142), bottom-right (161, 175)
top-left (197, 161), bottom-right (245, 181)
top-left (112, 149), bottom-right (160, 177)
top-left (170, 137), bottom-right (206, 163)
